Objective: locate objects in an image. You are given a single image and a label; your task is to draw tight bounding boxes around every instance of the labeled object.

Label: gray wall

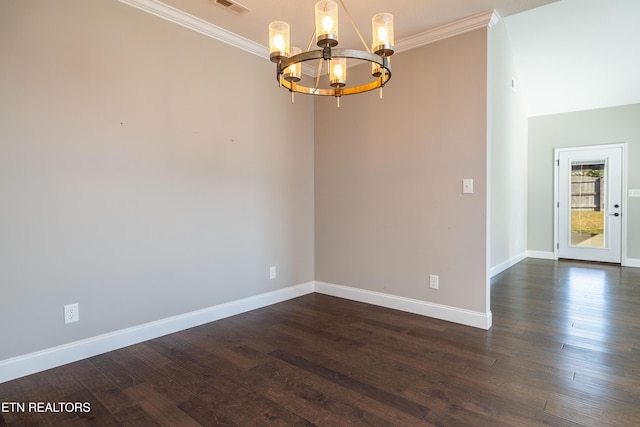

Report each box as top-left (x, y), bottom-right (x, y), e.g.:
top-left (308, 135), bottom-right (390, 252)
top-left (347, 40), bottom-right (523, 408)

top-left (528, 104), bottom-right (640, 260)
top-left (0, 0), bottom-right (315, 360)
top-left (488, 19), bottom-right (528, 271)
top-left (314, 29), bottom-right (489, 314)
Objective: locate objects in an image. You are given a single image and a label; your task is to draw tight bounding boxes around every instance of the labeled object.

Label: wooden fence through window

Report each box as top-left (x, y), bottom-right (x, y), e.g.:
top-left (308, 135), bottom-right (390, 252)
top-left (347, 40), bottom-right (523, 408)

top-left (571, 176), bottom-right (604, 211)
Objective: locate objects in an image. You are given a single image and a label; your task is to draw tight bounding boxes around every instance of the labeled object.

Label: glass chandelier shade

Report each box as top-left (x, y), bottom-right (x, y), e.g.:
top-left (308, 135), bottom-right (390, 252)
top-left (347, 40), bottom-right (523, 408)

top-left (372, 13), bottom-right (394, 56)
top-left (315, 1), bottom-right (339, 47)
top-left (329, 58), bottom-right (347, 87)
top-left (372, 56), bottom-right (390, 77)
top-left (283, 47), bottom-right (302, 82)
top-left (269, 21), bottom-right (290, 62)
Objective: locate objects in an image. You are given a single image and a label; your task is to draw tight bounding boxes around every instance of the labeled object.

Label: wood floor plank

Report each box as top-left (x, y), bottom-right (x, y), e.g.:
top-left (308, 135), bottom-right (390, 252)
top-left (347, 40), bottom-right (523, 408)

top-left (249, 359), bottom-right (393, 425)
top-left (89, 353), bottom-right (139, 389)
top-left (125, 384), bottom-right (202, 427)
top-left (67, 389), bottom-right (122, 426)
top-left (108, 345), bottom-right (199, 407)
top-left (13, 370), bottom-right (82, 426)
top-left (269, 349), bottom-right (430, 420)
top-left (41, 364), bottom-right (87, 400)
top-left (65, 358), bottom-right (140, 420)
top-left (111, 403), bottom-right (162, 427)
top-left (543, 392), bottom-right (619, 427)
top-left (175, 397), bottom-right (239, 426)
top-left (261, 386), bottom-right (353, 426)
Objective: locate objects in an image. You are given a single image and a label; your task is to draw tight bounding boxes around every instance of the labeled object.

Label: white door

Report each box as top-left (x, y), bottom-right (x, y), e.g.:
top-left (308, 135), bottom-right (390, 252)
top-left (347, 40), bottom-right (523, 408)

top-left (556, 146), bottom-right (623, 263)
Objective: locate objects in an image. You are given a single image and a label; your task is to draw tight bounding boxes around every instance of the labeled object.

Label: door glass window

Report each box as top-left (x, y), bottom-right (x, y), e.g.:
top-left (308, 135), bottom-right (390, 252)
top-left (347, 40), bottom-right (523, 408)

top-left (570, 160), bottom-right (606, 248)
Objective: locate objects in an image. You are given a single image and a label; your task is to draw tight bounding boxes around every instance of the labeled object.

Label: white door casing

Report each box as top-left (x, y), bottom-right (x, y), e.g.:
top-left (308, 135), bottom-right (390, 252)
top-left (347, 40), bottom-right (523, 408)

top-left (555, 145), bottom-right (624, 263)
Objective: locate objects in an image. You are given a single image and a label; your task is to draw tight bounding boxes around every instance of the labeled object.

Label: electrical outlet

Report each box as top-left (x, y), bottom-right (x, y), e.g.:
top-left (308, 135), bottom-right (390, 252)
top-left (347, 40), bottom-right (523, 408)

top-left (64, 303), bottom-right (79, 324)
top-left (429, 275), bottom-right (439, 290)
top-left (269, 266), bottom-right (277, 279)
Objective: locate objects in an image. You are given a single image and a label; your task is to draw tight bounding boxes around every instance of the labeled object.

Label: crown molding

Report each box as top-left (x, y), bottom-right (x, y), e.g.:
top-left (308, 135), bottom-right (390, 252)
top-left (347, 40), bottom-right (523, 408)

top-left (395, 10), bottom-right (497, 54)
top-left (117, 0), bottom-right (267, 58)
top-left (118, 0), bottom-right (498, 74)
top-left (488, 11), bottom-right (502, 29)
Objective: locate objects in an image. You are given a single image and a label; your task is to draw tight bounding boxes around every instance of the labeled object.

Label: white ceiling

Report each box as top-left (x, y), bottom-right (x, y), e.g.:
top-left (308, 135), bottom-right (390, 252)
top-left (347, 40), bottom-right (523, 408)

top-left (505, 0), bottom-right (640, 116)
top-left (126, 0), bottom-right (640, 117)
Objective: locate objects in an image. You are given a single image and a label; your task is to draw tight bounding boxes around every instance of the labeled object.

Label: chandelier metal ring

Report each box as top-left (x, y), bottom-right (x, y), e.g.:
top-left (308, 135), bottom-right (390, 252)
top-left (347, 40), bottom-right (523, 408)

top-left (277, 48), bottom-right (392, 97)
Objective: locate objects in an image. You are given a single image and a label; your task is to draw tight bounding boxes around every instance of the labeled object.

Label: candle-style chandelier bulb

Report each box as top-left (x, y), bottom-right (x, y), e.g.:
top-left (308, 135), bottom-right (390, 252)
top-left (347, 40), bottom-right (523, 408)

top-left (329, 58), bottom-right (347, 87)
top-left (372, 44), bottom-right (391, 78)
top-left (372, 13), bottom-right (394, 56)
top-left (283, 47), bottom-right (302, 82)
top-left (315, 1), bottom-right (339, 47)
top-left (269, 21), bottom-right (290, 63)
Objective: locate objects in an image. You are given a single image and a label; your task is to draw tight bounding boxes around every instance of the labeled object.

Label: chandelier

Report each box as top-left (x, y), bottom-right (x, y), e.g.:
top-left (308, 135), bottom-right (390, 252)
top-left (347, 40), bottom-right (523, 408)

top-left (269, 0), bottom-right (394, 106)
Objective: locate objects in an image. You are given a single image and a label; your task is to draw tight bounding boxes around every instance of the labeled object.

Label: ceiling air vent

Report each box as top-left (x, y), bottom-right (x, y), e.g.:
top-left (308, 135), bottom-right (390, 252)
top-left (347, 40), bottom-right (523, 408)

top-left (211, 0), bottom-right (250, 16)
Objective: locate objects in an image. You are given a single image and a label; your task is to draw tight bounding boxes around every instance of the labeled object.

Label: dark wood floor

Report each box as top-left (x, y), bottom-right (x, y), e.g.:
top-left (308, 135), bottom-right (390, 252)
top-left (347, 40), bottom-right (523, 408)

top-left (1, 259), bottom-right (639, 426)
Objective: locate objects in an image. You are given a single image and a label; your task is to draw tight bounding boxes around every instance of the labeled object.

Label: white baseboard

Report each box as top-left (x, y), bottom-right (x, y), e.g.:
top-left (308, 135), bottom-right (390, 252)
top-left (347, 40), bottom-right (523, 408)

top-left (490, 253), bottom-right (527, 277)
top-left (527, 250), bottom-right (556, 260)
top-left (1, 279), bottom-right (501, 384)
top-left (623, 258), bottom-right (640, 268)
top-left (0, 282), bottom-right (315, 384)
top-left (314, 281), bottom-right (492, 330)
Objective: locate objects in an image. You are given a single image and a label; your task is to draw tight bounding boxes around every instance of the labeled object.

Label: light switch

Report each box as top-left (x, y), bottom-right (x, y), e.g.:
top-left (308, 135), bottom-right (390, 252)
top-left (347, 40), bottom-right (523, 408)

top-left (629, 189), bottom-right (640, 198)
top-left (463, 179), bottom-right (474, 194)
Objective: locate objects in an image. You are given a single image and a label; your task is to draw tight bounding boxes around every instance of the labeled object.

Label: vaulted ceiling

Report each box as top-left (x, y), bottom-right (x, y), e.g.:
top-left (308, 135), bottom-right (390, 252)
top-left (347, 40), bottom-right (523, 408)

top-left (505, 0), bottom-right (640, 116)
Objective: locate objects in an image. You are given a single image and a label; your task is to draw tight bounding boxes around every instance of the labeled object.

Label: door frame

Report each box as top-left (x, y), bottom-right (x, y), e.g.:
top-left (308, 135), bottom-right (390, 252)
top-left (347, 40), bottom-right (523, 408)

top-left (553, 143), bottom-right (628, 263)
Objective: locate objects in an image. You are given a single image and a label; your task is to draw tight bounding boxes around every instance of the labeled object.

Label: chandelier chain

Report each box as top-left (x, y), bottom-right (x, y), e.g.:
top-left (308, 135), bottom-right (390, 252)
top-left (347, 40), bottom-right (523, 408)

top-left (305, 29), bottom-right (316, 52)
top-left (314, 60), bottom-right (323, 93)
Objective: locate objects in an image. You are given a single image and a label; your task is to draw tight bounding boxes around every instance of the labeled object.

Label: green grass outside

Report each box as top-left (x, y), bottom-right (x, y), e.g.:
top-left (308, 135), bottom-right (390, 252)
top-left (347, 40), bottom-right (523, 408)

top-left (571, 210), bottom-right (604, 235)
